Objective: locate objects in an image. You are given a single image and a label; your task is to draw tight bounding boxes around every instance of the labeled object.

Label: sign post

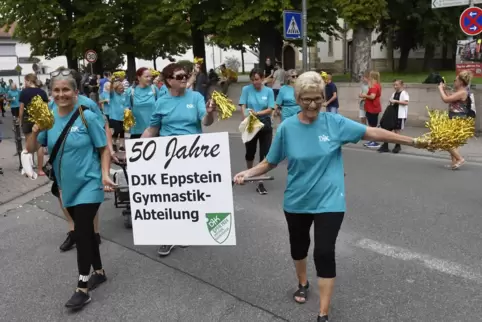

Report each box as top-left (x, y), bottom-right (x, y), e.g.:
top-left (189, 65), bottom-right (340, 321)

top-left (85, 49), bottom-right (97, 74)
top-left (283, 10), bottom-right (306, 70)
top-left (125, 132), bottom-right (236, 246)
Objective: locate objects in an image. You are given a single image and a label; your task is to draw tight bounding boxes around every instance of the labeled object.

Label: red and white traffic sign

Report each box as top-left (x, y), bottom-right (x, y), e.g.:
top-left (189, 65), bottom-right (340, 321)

top-left (85, 50), bottom-right (98, 63)
top-left (460, 7), bottom-right (482, 36)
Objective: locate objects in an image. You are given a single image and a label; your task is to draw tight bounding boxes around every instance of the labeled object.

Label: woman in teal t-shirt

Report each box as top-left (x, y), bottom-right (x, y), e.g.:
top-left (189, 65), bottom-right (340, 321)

top-left (126, 67), bottom-right (159, 139)
top-left (142, 62), bottom-right (216, 258)
top-left (274, 69), bottom-right (300, 122)
top-left (239, 68), bottom-right (275, 195)
top-left (26, 69), bottom-right (116, 311)
top-left (234, 71), bottom-right (429, 322)
top-left (7, 83), bottom-right (21, 117)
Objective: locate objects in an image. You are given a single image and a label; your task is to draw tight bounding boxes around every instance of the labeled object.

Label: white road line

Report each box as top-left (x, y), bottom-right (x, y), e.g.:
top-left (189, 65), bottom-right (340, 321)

top-left (356, 238), bottom-right (482, 283)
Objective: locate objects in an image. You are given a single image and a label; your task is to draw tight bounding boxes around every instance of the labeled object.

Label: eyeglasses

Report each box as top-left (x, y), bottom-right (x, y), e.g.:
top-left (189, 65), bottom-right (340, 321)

top-left (291, 75), bottom-right (298, 79)
top-left (300, 97), bottom-right (324, 105)
top-left (50, 69), bottom-right (74, 78)
top-left (171, 73), bottom-right (188, 80)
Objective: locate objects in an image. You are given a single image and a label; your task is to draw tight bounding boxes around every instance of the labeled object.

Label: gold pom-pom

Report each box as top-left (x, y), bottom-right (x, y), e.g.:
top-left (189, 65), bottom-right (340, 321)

top-left (193, 57), bottom-right (204, 64)
top-left (211, 90), bottom-right (237, 120)
top-left (27, 95), bottom-right (54, 130)
top-left (149, 68), bottom-right (160, 77)
top-left (415, 107), bottom-right (475, 152)
top-left (246, 113), bottom-right (263, 133)
top-left (113, 71), bottom-right (126, 79)
top-left (123, 109), bottom-right (136, 131)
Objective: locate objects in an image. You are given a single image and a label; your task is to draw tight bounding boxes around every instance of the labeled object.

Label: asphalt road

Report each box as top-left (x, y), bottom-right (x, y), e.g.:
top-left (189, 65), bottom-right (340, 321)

top-left (2, 136), bottom-right (482, 322)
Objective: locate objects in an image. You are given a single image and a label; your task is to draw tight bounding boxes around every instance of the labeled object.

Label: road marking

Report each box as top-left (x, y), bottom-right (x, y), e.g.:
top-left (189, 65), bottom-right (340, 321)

top-left (356, 238), bottom-right (482, 283)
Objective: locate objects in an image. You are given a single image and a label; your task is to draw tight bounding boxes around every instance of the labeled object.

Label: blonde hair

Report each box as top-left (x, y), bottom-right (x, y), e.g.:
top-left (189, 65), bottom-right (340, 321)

top-left (369, 71), bottom-right (380, 83)
top-left (458, 70), bottom-right (473, 86)
top-left (294, 71), bottom-right (325, 99)
top-left (286, 69), bottom-right (297, 85)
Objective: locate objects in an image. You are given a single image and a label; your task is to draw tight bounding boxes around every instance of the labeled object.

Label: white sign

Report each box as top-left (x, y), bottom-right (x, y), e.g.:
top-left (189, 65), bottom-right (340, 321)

top-left (432, 0), bottom-right (482, 9)
top-left (125, 132), bottom-right (236, 246)
top-left (85, 50), bottom-right (97, 63)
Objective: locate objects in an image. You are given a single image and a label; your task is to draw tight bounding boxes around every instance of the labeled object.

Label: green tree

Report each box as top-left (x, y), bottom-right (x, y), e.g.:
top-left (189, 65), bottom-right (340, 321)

top-left (0, 0), bottom-right (88, 68)
top-left (204, 0), bottom-right (340, 71)
top-left (377, 0), bottom-right (463, 72)
top-left (335, 0), bottom-right (386, 80)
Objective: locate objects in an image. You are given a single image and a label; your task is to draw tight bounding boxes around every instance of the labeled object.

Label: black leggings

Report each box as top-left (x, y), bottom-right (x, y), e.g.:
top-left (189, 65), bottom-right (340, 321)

top-left (285, 211), bottom-right (344, 278)
top-left (245, 127), bottom-right (272, 162)
top-left (67, 203), bottom-right (102, 288)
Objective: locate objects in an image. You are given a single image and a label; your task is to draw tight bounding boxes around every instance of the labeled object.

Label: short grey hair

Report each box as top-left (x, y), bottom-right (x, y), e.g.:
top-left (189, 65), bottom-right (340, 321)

top-left (286, 69), bottom-right (298, 85)
top-left (51, 74), bottom-right (78, 91)
top-left (294, 71), bottom-right (325, 99)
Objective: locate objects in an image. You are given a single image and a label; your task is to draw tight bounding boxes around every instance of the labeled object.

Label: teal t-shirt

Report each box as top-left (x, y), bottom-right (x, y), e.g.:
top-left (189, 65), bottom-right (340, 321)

top-left (37, 105), bottom-right (107, 208)
top-left (0, 86), bottom-right (7, 95)
top-left (266, 113), bottom-right (367, 213)
top-left (159, 84), bottom-right (168, 97)
top-left (110, 92), bottom-right (127, 121)
top-left (275, 85), bottom-right (300, 122)
top-left (100, 91), bottom-right (110, 116)
top-left (150, 89), bottom-right (206, 136)
top-left (239, 84), bottom-right (274, 124)
top-left (126, 85), bottom-right (159, 135)
top-left (7, 89), bottom-right (21, 108)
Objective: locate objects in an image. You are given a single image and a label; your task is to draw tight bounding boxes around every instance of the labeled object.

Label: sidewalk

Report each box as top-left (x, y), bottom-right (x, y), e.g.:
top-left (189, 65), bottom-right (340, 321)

top-left (205, 111), bottom-right (482, 163)
top-left (0, 139), bottom-right (49, 205)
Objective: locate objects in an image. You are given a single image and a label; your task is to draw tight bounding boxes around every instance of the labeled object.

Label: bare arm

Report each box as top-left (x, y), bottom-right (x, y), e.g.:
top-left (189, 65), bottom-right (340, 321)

top-left (325, 92), bottom-right (337, 105)
top-left (141, 126), bottom-right (160, 138)
top-left (26, 126), bottom-right (41, 153)
top-left (19, 102), bottom-right (24, 122)
top-left (363, 127), bottom-right (415, 146)
top-left (202, 110), bottom-right (214, 126)
top-left (439, 88), bottom-right (466, 104)
top-left (99, 146), bottom-right (111, 179)
top-left (244, 159), bottom-right (276, 178)
top-left (240, 104), bottom-right (247, 119)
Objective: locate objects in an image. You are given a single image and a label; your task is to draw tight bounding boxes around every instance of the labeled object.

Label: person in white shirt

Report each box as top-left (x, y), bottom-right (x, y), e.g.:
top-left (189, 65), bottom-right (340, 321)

top-left (379, 79), bottom-right (409, 153)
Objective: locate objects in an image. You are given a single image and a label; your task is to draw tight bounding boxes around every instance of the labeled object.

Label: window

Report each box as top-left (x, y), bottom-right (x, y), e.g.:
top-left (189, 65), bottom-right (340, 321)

top-left (328, 37), bottom-right (334, 57)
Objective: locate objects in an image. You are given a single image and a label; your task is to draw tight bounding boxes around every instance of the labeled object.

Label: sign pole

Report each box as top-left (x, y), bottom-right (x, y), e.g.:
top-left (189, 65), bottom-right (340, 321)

top-left (302, 0), bottom-right (308, 72)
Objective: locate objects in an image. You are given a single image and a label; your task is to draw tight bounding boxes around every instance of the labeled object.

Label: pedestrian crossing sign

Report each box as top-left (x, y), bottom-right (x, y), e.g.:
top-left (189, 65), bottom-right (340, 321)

top-left (283, 11), bottom-right (303, 40)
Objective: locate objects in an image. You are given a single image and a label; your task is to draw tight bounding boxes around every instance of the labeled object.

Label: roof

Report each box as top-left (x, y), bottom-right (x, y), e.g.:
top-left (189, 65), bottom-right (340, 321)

top-left (0, 22), bottom-right (17, 39)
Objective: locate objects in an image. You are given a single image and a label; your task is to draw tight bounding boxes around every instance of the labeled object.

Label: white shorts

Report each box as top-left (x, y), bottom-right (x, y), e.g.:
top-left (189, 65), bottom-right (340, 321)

top-left (359, 109), bottom-right (366, 118)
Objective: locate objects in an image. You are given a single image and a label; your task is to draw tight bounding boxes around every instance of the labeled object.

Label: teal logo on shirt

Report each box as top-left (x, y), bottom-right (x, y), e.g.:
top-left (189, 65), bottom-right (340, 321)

top-left (186, 104), bottom-right (194, 109)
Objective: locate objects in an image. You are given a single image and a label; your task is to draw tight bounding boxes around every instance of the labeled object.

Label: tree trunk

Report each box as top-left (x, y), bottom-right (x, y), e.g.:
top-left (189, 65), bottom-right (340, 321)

top-left (387, 35), bottom-right (395, 72)
top-left (66, 53), bottom-right (78, 70)
top-left (397, 46), bottom-right (410, 72)
top-left (153, 58), bottom-right (157, 70)
top-left (191, 24), bottom-right (207, 73)
top-left (241, 49), bottom-right (245, 73)
top-left (351, 27), bottom-right (372, 82)
top-left (422, 44), bottom-right (435, 72)
top-left (441, 44), bottom-right (449, 69)
top-left (126, 52), bottom-right (136, 83)
top-left (259, 23), bottom-right (283, 70)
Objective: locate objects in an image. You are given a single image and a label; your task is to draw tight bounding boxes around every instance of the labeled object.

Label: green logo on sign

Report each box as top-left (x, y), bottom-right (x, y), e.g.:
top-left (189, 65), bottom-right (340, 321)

top-left (206, 213), bottom-right (232, 244)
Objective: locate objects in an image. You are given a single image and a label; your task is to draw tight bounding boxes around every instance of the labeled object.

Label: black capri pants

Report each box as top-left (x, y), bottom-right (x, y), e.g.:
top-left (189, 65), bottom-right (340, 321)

top-left (245, 126), bottom-right (272, 162)
top-left (109, 119), bottom-right (125, 138)
top-left (67, 203), bottom-right (102, 288)
top-left (285, 211), bottom-right (344, 278)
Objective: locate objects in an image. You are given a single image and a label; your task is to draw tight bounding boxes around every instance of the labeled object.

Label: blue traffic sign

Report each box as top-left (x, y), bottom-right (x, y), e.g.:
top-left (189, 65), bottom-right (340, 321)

top-left (460, 7), bottom-right (482, 36)
top-left (283, 11), bottom-right (302, 40)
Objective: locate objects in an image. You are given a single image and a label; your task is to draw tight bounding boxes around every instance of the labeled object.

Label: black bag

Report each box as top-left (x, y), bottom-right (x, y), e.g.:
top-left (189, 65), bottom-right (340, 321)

top-left (43, 106), bottom-right (88, 181)
top-left (466, 91), bottom-right (476, 118)
top-left (380, 104), bottom-right (397, 131)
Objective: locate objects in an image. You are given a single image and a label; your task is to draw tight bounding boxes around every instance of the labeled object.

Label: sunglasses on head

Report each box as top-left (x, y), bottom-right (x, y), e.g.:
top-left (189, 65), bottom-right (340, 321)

top-left (291, 75), bottom-right (298, 79)
top-left (171, 73), bottom-right (188, 80)
top-left (50, 69), bottom-right (74, 78)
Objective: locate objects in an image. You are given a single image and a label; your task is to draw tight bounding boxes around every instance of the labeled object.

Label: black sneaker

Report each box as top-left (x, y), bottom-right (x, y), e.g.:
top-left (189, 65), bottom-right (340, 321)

top-left (392, 144), bottom-right (401, 154)
top-left (65, 290), bottom-right (91, 310)
top-left (377, 143), bottom-right (390, 153)
top-left (60, 231), bottom-right (75, 252)
top-left (256, 182), bottom-right (268, 195)
top-left (158, 245), bottom-right (174, 256)
top-left (88, 271), bottom-right (107, 290)
top-left (96, 233), bottom-right (101, 245)
top-left (317, 316), bottom-right (329, 322)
